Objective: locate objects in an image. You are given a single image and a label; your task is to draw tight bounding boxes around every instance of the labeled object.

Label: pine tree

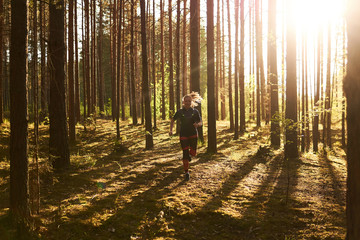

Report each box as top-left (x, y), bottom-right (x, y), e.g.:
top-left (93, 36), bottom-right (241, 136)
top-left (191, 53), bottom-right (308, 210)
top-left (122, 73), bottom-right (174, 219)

top-left (49, 0), bottom-right (70, 169)
top-left (284, 0), bottom-right (298, 159)
top-left (10, 0), bottom-right (30, 220)
top-left (207, 0), bottom-right (217, 153)
top-left (345, 0), bottom-right (360, 237)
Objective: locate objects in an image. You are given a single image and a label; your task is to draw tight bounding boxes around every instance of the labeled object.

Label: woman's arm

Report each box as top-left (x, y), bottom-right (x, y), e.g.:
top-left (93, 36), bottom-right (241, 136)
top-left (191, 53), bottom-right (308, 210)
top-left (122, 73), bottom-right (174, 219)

top-left (193, 120), bottom-right (202, 128)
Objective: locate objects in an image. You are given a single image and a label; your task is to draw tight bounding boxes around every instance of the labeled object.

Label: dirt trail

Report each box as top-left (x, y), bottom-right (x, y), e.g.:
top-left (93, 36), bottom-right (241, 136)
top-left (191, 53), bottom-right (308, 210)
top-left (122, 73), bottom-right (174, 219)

top-left (0, 119), bottom-right (346, 239)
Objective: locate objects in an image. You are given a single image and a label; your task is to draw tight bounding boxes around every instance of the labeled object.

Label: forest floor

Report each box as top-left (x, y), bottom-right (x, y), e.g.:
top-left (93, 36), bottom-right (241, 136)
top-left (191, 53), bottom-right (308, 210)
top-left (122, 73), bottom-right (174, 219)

top-left (0, 118), bottom-right (347, 240)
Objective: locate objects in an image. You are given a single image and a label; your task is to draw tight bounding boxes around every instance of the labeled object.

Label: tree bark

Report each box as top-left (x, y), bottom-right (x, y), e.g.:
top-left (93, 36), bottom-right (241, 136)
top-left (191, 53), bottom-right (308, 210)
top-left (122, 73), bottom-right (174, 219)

top-left (116, 0), bottom-right (122, 139)
top-left (234, 0), bottom-right (239, 139)
top-left (153, 0), bottom-right (157, 129)
top-left (182, 0), bottom-right (187, 96)
top-left (268, 0), bottom-right (280, 147)
top-left (239, 0), bottom-right (245, 134)
top-left (207, 0), bottom-right (217, 153)
top-left (313, 29), bottom-right (322, 153)
top-left (40, 0), bottom-right (47, 119)
top-left (345, 1), bottom-right (360, 238)
top-left (85, 0), bottom-right (91, 117)
top-left (190, 0), bottom-right (203, 141)
top-left (130, 0), bottom-right (138, 125)
top-left (160, 0), bottom-right (165, 119)
top-left (215, 0), bottom-right (220, 120)
top-left (227, 0), bottom-right (233, 130)
top-left (285, 0), bottom-right (298, 159)
top-left (10, 0), bottom-right (30, 219)
top-left (255, 0), bottom-right (261, 127)
top-left (68, 0), bottom-right (75, 142)
top-left (49, 0), bottom-right (70, 169)
top-left (140, 0), bottom-right (153, 149)
top-left (342, 21), bottom-right (346, 148)
top-left (168, 0), bottom-right (174, 115)
top-left (325, 24), bottom-right (332, 149)
top-left (98, 0), bottom-right (104, 116)
top-left (91, 0), bottom-right (96, 114)
top-left (0, 0), bottom-right (3, 124)
top-left (110, 0), bottom-right (116, 121)
top-left (221, 0), bottom-right (226, 120)
top-left (74, 0), bottom-right (80, 123)
top-left (31, 0), bottom-right (40, 214)
top-left (175, 0), bottom-right (181, 111)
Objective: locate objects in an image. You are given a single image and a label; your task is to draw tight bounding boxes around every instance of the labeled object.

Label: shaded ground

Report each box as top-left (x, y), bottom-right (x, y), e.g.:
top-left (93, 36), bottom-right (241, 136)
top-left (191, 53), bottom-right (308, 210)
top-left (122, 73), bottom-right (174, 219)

top-left (0, 119), bottom-right (346, 239)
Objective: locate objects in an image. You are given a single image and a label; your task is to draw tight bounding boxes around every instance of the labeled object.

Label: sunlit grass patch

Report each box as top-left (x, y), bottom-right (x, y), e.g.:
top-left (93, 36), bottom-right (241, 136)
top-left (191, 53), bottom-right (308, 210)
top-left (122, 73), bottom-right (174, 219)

top-left (0, 118), bottom-right (347, 239)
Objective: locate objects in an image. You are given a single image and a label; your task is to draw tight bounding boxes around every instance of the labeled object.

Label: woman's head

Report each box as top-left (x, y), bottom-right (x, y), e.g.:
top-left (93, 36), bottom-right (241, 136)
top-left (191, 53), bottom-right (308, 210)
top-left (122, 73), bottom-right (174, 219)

top-left (182, 92), bottom-right (202, 108)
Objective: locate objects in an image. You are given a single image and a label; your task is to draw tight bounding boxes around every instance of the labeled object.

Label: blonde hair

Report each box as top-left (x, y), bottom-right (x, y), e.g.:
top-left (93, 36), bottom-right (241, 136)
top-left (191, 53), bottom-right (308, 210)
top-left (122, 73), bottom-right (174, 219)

top-left (182, 91), bottom-right (203, 107)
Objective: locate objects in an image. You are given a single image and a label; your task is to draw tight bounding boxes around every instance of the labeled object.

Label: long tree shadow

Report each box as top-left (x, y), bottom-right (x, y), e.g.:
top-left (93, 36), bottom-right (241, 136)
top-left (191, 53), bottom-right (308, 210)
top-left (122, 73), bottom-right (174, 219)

top-left (316, 152), bottom-right (346, 231)
top-left (238, 155), bottom-right (304, 239)
top-left (42, 159), bottom-right (187, 239)
top-left (39, 128), bottom-right (265, 239)
top-left (318, 153), bottom-right (346, 206)
top-left (166, 150), bottom-right (272, 239)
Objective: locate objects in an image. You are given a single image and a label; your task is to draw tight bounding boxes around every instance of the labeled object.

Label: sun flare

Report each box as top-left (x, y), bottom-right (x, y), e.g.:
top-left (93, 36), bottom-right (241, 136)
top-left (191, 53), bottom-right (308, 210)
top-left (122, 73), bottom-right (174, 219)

top-left (294, 0), bottom-right (345, 31)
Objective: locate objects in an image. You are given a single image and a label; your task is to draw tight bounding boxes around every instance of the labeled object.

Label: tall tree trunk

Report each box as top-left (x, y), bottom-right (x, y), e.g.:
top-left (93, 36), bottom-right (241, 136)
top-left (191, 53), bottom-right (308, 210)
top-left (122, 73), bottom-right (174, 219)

top-left (31, 0), bottom-right (40, 214)
top-left (234, 0), bottom-right (239, 139)
top-left (239, 0), bottom-right (245, 134)
top-left (190, 0), bottom-right (203, 141)
top-left (305, 35), bottom-right (310, 151)
top-left (110, 0), bottom-right (116, 120)
top-left (0, 0), bottom-right (3, 124)
top-left (74, 0), bottom-right (80, 123)
top-left (49, 0), bottom-right (70, 169)
top-left (91, 0), bottom-right (96, 114)
top-left (121, 13), bottom-right (126, 121)
top-left (40, 0), bottom-right (47, 119)
top-left (182, 0), bottom-right (187, 96)
top-left (68, 0), bottom-right (75, 142)
top-left (131, 0), bottom-right (138, 125)
top-left (248, 0), bottom-right (253, 121)
top-left (215, 0), bottom-right (220, 120)
top-left (116, 0), bottom-right (122, 138)
top-left (221, 0), bottom-right (226, 120)
top-left (207, 0), bottom-right (217, 153)
top-left (255, 0), bottom-right (261, 127)
top-left (341, 21), bottom-right (346, 148)
top-left (168, 0), bottom-right (174, 115)
top-left (153, 0), bottom-right (157, 129)
top-left (268, 0), bottom-right (280, 147)
top-left (256, 0), bottom-right (265, 123)
top-left (281, 0), bottom-right (285, 117)
top-left (301, 34), bottom-right (305, 152)
top-left (85, 0), bottom-right (91, 117)
top-left (10, 0), bottom-right (30, 220)
top-left (98, 0), bottom-right (104, 116)
top-left (227, 0), bottom-right (233, 130)
top-left (175, 0), bottom-right (181, 111)
top-left (252, 0), bottom-right (256, 121)
top-left (160, 0), bottom-right (165, 119)
top-left (285, 0), bottom-right (298, 159)
top-left (82, 0), bottom-right (87, 121)
top-left (313, 29), bottom-right (322, 152)
top-left (140, 0), bottom-right (153, 149)
top-left (345, 1), bottom-right (360, 238)
top-left (320, 26), bottom-right (325, 144)
top-left (325, 24), bottom-right (332, 149)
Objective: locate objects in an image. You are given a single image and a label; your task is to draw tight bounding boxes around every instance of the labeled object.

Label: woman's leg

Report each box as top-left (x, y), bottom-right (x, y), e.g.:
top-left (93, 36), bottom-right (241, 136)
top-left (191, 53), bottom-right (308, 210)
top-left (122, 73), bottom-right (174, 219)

top-left (182, 149), bottom-right (190, 172)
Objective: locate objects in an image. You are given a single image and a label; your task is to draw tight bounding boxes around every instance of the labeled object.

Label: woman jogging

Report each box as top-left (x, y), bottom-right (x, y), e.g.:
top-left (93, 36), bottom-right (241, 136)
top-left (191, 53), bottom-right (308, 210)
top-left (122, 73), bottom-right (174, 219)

top-left (169, 92), bottom-right (202, 181)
